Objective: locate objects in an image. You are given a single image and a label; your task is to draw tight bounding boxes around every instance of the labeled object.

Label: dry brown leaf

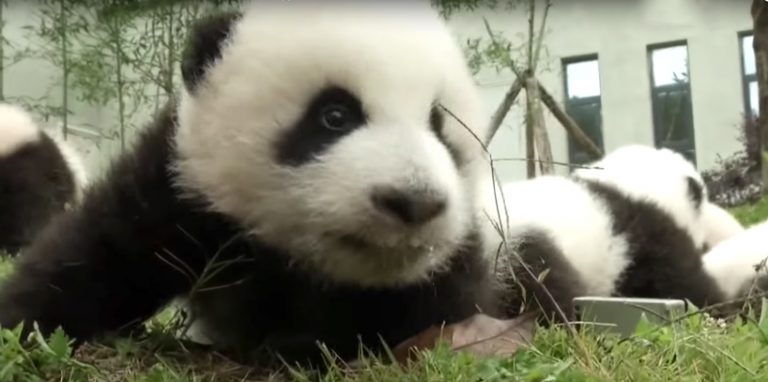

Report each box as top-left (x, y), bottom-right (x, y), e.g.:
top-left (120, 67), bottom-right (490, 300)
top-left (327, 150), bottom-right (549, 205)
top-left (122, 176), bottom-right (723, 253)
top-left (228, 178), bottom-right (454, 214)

top-left (391, 324), bottom-right (455, 364)
top-left (452, 312), bottom-right (537, 356)
top-left (392, 312), bottom-right (537, 365)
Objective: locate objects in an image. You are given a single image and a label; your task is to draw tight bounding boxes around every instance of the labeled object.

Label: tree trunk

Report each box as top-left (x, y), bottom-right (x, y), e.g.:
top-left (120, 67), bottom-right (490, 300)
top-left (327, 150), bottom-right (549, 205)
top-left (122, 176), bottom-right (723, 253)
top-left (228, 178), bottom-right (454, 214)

top-left (59, 0), bottom-right (68, 140)
top-left (0, 0), bottom-right (5, 102)
top-left (164, 4), bottom-right (176, 99)
top-left (111, 20), bottom-right (126, 153)
top-left (752, 0), bottom-right (768, 190)
top-left (524, 75), bottom-right (537, 178)
top-left (526, 76), bottom-right (554, 175)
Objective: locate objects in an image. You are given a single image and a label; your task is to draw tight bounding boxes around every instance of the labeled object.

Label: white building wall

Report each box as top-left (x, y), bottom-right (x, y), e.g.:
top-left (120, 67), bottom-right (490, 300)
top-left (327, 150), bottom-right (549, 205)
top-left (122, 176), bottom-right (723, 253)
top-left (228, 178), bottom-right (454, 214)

top-left (449, 0), bottom-right (753, 182)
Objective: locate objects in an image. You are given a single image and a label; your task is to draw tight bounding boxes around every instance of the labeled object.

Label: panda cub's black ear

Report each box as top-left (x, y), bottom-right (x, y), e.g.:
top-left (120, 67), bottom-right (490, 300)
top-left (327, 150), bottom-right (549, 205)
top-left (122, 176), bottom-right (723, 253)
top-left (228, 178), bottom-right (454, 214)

top-left (181, 11), bottom-right (243, 93)
top-left (686, 176), bottom-right (704, 209)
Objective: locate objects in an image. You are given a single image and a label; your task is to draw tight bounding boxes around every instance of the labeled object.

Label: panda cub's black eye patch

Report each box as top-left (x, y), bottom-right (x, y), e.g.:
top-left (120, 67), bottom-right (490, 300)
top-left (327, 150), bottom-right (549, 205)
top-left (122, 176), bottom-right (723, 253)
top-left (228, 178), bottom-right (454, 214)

top-left (429, 105), bottom-right (461, 165)
top-left (276, 86), bottom-right (366, 166)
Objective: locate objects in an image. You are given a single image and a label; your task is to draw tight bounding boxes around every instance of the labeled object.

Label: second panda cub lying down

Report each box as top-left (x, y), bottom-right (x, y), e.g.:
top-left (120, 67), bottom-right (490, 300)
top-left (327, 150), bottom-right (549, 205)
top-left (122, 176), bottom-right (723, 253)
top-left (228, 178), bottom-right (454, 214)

top-left (487, 145), bottom-right (737, 320)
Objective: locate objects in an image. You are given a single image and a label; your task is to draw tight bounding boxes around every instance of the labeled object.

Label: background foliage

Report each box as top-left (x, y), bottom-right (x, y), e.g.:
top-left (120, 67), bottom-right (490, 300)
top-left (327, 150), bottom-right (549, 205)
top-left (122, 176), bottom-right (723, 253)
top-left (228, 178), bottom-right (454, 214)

top-left (702, 115), bottom-right (763, 207)
top-left (0, 0), bottom-right (243, 157)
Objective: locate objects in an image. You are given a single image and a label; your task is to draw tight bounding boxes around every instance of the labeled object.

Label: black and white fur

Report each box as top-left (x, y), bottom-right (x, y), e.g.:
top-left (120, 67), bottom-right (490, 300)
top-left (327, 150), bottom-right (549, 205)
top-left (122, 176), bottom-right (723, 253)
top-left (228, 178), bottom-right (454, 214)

top-left (577, 146), bottom-right (744, 254)
top-left (0, 2), bottom-right (501, 367)
top-left (485, 145), bottom-right (726, 320)
top-left (0, 102), bottom-right (87, 255)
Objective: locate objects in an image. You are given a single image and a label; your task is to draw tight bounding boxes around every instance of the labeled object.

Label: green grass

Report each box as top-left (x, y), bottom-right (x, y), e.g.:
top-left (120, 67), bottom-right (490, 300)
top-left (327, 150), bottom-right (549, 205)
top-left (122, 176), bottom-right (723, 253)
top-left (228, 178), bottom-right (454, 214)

top-left (0, 302), bottom-right (766, 381)
top-left (729, 196), bottom-right (768, 227)
top-left (0, 195), bottom-right (766, 381)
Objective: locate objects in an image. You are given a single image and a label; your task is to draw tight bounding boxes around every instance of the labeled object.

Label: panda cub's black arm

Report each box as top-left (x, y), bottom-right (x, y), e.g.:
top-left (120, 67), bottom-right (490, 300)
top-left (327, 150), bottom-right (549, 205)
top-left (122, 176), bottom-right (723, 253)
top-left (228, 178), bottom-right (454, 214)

top-left (0, 106), bottom-right (232, 341)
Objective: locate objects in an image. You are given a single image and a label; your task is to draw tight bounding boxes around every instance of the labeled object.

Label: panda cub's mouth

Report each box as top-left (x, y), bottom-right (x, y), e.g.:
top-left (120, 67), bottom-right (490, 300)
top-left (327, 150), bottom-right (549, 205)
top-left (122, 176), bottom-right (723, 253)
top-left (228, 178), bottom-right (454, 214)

top-left (337, 233), bottom-right (436, 256)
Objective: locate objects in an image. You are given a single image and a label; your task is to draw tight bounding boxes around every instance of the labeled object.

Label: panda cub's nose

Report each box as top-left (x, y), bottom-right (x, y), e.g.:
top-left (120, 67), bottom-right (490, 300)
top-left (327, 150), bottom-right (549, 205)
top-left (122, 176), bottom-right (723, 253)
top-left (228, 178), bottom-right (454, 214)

top-left (371, 186), bottom-right (447, 225)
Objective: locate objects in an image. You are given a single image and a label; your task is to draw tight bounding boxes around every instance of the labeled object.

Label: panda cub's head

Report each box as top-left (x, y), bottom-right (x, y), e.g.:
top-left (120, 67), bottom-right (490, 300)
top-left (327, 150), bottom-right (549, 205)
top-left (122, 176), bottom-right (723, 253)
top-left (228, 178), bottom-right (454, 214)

top-left (0, 102), bottom-right (88, 254)
top-left (0, 103), bottom-right (40, 158)
top-left (173, 2), bottom-right (489, 287)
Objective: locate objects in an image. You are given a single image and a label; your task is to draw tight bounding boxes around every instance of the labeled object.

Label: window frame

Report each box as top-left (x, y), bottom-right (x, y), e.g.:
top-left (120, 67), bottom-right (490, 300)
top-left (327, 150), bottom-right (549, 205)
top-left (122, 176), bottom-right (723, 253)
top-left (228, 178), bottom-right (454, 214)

top-left (561, 53), bottom-right (604, 167)
top-left (739, 30), bottom-right (758, 118)
top-left (646, 40), bottom-right (697, 166)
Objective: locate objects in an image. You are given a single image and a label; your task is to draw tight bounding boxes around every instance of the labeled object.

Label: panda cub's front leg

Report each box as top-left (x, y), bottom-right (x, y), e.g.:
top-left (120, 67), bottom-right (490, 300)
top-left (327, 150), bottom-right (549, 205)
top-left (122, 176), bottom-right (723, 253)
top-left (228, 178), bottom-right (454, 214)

top-left (0, 210), bottom-right (192, 340)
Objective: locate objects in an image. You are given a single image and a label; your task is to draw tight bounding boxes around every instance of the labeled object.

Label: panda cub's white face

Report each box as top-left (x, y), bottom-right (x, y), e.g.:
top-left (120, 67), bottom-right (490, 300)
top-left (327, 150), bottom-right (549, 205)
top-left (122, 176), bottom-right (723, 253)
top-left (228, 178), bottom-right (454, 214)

top-left (174, 2), bottom-right (489, 287)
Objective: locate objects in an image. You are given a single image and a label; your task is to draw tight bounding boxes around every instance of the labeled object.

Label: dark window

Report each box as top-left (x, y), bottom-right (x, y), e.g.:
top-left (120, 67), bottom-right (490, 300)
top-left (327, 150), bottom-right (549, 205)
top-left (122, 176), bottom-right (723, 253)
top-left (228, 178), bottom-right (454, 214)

top-left (562, 55), bottom-right (604, 167)
top-left (740, 32), bottom-right (758, 118)
top-left (648, 41), bottom-right (697, 165)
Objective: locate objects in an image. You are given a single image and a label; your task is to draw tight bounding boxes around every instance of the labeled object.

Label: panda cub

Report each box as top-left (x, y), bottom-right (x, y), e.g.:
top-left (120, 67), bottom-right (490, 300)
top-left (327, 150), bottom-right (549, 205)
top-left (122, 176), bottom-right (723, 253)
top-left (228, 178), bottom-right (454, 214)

top-left (0, 1), bottom-right (501, 367)
top-left (487, 145), bottom-right (725, 320)
top-left (700, 201), bottom-right (744, 252)
top-left (0, 102), bottom-right (87, 255)
top-left (702, 220), bottom-right (768, 305)
top-left (575, 146), bottom-right (744, 254)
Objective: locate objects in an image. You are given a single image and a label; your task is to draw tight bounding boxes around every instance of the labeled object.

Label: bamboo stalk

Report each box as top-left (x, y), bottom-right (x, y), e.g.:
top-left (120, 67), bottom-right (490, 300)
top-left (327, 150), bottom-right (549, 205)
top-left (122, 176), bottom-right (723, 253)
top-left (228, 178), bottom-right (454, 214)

top-left (485, 77), bottom-right (523, 144)
top-left (526, 76), bottom-right (554, 174)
